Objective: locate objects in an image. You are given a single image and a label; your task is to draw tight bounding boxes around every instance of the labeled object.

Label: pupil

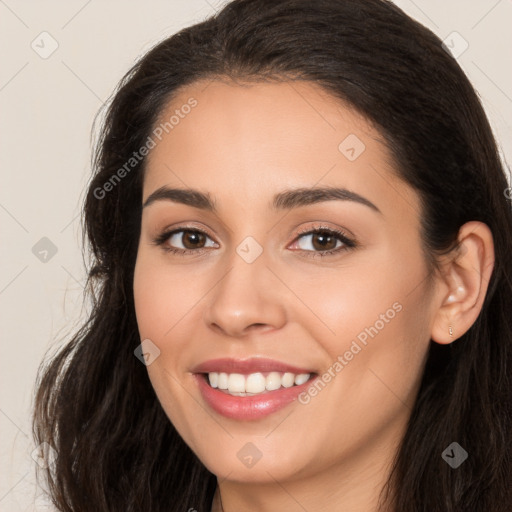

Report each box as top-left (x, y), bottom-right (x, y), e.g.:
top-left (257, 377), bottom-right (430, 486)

top-left (183, 231), bottom-right (205, 249)
top-left (313, 232), bottom-right (336, 251)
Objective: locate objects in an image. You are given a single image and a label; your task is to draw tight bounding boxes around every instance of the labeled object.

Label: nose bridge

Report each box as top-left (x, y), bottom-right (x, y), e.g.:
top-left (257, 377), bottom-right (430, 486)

top-left (204, 245), bottom-right (286, 336)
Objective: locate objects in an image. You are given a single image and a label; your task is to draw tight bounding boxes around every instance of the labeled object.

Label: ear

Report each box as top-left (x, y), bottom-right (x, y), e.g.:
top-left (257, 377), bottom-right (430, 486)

top-left (430, 221), bottom-right (495, 344)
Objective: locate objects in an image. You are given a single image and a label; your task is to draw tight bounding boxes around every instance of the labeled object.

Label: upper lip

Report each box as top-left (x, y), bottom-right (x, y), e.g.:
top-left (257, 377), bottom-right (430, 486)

top-left (191, 357), bottom-right (316, 375)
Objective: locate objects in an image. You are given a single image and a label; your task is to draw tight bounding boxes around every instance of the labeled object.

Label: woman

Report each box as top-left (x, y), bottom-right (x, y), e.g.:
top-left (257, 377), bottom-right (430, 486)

top-left (33, 0), bottom-right (512, 510)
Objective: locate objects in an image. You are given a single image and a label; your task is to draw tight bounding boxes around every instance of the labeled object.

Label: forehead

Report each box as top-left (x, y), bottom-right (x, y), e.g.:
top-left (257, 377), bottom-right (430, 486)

top-left (142, 79), bottom-right (418, 219)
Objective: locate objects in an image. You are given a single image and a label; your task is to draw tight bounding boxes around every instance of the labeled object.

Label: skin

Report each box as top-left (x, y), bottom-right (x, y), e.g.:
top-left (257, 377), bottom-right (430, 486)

top-left (133, 80), bottom-right (494, 512)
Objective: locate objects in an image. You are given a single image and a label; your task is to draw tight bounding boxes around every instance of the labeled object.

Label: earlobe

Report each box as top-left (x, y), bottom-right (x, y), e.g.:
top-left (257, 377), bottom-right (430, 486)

top-left (430, 221), bottom-right (494, 345)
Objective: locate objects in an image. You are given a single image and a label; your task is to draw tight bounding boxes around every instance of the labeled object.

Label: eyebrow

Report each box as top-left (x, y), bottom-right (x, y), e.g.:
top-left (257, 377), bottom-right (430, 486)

top-left (143, 186), bottom-right (381, 214)
top-left (272, 187), bottom-right (381, 213)
top-left (143, 186), bottom-right (216, 210)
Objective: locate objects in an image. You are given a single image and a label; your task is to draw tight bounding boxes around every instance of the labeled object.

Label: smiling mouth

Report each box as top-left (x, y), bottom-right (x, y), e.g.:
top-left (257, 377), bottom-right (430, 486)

top-left (201, 371), bottom-right (317, 396)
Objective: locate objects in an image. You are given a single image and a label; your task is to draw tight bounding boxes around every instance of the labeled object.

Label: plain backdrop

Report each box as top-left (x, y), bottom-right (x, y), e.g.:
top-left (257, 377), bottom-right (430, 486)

top-left (1, 1), bottom-right (511, 510)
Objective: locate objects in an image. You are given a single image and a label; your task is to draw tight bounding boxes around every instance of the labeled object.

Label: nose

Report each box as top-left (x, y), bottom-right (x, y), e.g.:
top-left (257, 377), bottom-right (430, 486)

top-left (203, 253), bottom-right (287, 338)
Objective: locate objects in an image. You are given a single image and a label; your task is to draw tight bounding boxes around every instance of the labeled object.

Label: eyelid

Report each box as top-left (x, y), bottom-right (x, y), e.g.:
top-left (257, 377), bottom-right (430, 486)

top-left (156, 222), bottom-right (217, 240)
top-left (287, 224), bottom-right (357, 256)
top-left (292, 224), bottom-right (355, 244)
top-left (152, 223), bottom-right (219, 253)
top-left (288, 225), bottom-right (359, 259)
top-left (153, 222), bottom-right (357, 257)
top-left (294, 222), bottom-right (355, 238)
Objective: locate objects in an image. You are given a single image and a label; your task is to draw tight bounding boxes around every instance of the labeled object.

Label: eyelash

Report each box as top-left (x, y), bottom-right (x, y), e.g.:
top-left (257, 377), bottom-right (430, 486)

top-left (293, 225), bottom-right (356, 258)
top-left (153, 225), bottom-right (357, 259)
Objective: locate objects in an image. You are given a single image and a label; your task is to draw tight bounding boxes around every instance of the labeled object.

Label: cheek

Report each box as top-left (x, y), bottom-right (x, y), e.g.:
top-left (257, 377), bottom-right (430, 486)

top-left (286, 245), bottom-right (432, 416)
top-left (280, 245), bottom-right (429, 356)
top-left (133, 251), bottom-right (207, 440)
top-left (133, 251), bottom-right (204, 342)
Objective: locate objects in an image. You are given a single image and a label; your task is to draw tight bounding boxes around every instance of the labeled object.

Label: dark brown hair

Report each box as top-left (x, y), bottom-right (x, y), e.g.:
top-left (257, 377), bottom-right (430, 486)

top-left (33, 0), bottom-right (512, 510)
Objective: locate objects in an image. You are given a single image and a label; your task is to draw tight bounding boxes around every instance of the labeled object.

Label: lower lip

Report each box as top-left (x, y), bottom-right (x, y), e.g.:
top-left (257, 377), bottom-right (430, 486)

top-left (194, 374), bottom-right (316, 420)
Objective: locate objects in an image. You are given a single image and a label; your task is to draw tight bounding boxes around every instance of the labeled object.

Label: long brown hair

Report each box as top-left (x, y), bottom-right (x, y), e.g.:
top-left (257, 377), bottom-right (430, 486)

top-left (33, 1), bottom-right (512, 510)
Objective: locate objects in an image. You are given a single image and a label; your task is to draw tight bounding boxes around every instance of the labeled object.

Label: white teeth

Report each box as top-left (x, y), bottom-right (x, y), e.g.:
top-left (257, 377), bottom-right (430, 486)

top-left (217, 372), bottom-right (228, 390)
top-left (206, 371), bottom-right (311, 395)
top-left (294, 373), bottom-right (310, 385)
top-left (246, 372), bottom-right (266, 393)
top-left (227, 373), bottom-right (245, 393)
top-left (208, 372), bottom-right (219, 388)
top-left (266, 372), bottom-right (282, 391)
top-left (281, 372), bottom-right (295, 388)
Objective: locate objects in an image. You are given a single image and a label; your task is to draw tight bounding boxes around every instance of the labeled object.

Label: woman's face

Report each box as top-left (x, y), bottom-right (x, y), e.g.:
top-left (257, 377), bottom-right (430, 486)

top-left (133, 80), bottom-right (437, 485)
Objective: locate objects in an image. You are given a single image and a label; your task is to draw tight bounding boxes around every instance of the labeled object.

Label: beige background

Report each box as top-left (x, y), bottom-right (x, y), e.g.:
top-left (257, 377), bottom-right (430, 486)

top-left (1, 0), bottom-right (511, 510)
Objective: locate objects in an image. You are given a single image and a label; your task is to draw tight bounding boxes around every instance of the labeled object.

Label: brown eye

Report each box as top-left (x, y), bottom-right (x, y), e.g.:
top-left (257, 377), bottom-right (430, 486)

top-left (311, 232), bottom-right (338, 251)
top-left (181, 230), bottom-right (206, 249)
top-left (164, 229), bottom-right (218, 251)
top-left (295, 230), bottom-right (345, 252)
